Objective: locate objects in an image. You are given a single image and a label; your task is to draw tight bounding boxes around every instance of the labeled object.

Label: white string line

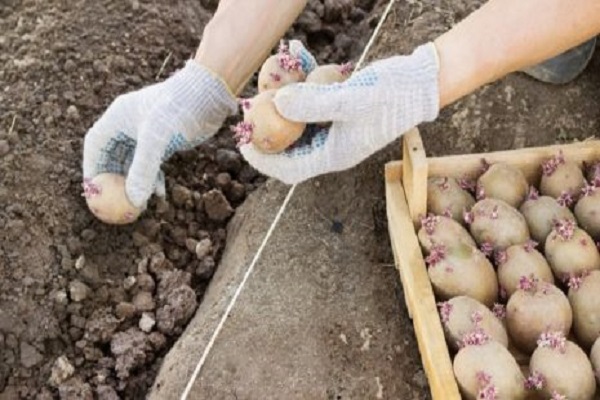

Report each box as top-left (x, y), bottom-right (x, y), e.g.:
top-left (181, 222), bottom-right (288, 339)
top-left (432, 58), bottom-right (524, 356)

top-left (180, 1), bottom-right (396, 398)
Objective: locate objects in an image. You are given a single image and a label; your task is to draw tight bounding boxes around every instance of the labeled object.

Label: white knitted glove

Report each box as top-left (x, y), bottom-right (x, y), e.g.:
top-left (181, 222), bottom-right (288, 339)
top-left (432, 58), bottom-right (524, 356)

top-left (239, 42), bottom-right (441, 185)
top-left (82, 60), bottom-right (238, 209)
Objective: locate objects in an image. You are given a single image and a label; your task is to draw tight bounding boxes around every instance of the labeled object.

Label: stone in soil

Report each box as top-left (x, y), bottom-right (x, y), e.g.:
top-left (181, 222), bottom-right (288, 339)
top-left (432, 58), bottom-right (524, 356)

top-left (132, 291), bottom-right (156, 312)
top-left (194, 238), bottom-right (212, 259)
top-left (84, 308), bottom-right (120, 343)
top-left (69, 280), bottom-right (91, 302)
top-left (156, 285), bottom-right (197, 335)
top-left (110, 328), bottom-right (151, 380)
top-left (48, 356), bottom-right (75, 387)
top-left (139, 312), bottom-right (156, 333)
top-left (203, 189), bottom-right (233, 221)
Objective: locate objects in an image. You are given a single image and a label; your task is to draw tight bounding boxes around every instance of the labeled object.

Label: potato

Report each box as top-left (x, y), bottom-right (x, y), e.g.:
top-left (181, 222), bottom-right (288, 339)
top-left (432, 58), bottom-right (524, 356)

top-left (438, 296), bottom-right (508, 351)
top-left (528, 332), bottom-right (596, 400)
top-left (427, 177), bottom-right (476, 224)
top-left (476, 162), bottom-right (529, 208)
top-left (540, 151), bottom-right (586, 205)
top-left (257, 43), bottom-right (305, 92)
top-left (590, 337), bottom-right (600, 385)
top-left (574, 182), bottom-right (600, 239)
top-left (506, 278), bottom-right (572, 354)
top-left (417, 214), bottom-right (476, 253)
top-left (496, 241), bottom-right (554, 299)
top-left (466, 198), bottom-right (530, 251)
top-left (568, 270), bottom-right (600, 349)
top-left (453, 337), bottom-right (527, 400)
top-left (305, 63), bottom-right (352, 84)
top-left (545, 218), bottom-right (600, 281)
top-left (426, 242), bottom-right (498, 307)
top-left (83, 173), bottom-right (142, 225)
top-left (236, 90), bottom-right (306, 153)
top-left (519, 188), bottom-right (576, 245)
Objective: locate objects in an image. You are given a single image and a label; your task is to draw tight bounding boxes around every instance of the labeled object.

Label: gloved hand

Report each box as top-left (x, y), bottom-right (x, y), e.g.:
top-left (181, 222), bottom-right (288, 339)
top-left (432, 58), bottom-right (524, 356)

top-left (82, 59), bottom-right (238, 209)
top-left (239, 42), bottom-right (441, 185)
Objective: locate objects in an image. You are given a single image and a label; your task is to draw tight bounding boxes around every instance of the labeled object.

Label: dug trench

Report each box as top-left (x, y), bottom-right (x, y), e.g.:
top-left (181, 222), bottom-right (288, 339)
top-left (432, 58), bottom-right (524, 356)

top-left (0, 0), bottom-right (386, 398)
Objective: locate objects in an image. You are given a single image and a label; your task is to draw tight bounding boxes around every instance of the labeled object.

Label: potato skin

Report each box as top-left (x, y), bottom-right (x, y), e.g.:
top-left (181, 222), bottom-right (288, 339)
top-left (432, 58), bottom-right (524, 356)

top-left (520, 195), bottom-right (576, 245)
top-left (568, 270), bottom-right (600, 349)
top-left (441, 296), bottom-right (508, 351)
top-left (540, 159), bottom-right (586, 200)
top-left (84, 173), bottom-right (142, 225)
top-left (453, 341), bottom-right (526, 400)
top-left (417, 214), bottom-right (476, 253)
top-left (244, 90), bottom-right (306, 153)
top-left (427, 242), bottom-right (498, 307)
top-left (257, 55), bottom-right (305, 92)
top-left (427, 177), bottom-right (475, 224)
top-left (590, 337), bottom-right (600, 385)
top-left (496, 243), bottom-right (554, 298)
top-left (506, 283), bottom-right (572, 354)
top-left (305, 64), bottom-right (350, 84)
top-left (468, 198), bottom-right (530, 251)
top-left (529, 340), bottom-right (596, 400)
top-left (477, 163), bottom-right (529, 208)
top-left (544, 223), bottom-right (600, 281)
top-left (574, 188), bottom-right (600, 239)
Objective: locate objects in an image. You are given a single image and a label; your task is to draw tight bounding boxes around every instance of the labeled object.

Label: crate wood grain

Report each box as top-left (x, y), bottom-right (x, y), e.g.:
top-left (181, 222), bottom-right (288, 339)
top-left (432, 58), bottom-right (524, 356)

top-left (385, 128), bottom-right (600, 400)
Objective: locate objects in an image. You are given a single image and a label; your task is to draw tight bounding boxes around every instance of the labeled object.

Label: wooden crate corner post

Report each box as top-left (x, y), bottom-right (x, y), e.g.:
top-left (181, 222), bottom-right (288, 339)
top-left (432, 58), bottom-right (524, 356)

top-left (402, 128), bottom-right (428, 228)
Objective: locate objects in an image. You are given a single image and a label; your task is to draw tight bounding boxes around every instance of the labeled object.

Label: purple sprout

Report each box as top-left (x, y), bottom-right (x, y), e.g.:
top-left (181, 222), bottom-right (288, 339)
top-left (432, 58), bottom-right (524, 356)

top-left (567, 271), bottom-right (590, 291)
top-left (479, 242), bottom-right (495, 257)
top-left (477, 385), bottom-right (498, 400)
top-left (524, 240), bottom-right (538, 253)
top-left (276, 42), bottom-right (302, 72)
top-left (527, 186), bottom-right (540, 201)
top-left (437, 177), bottom-right (450, 191)
top-left (230, 121), bottom-right (254, 146)
top-left (524, 371), bottom-right (545, 390)
top-left (476, 183), bottom-right (486, 201)
top-left (459, 327), bottom-right (491, 348)
top-left (553, 218), bottom-right (576, 241)
top-left (542, 150), bottom-right (566, 177)
top-left (421, 213), bottom-right (441, 235)
top-left (458, 177), bottom-right (476, 193)
top-left (581, 181), bottom-right (597, 197)
top-left (437, 301), bottom-right (453, 325)
top-left (557, 191), bottom-right (574, 208)
top-left (338, 62), bottom-right (353, 76)
top-left (550, 391), bottom-right (567, 400)
top-left (463, 210), bottom-right (474, 225)
top-left (537, 331), bottom-right (567, 353)
top-left (494, 249), bottom-right (507, 266)
top-left (82, 178), bottom-right (101, 198)
top-left (518, 275), bottom-right (538, 292)
top-left (492, 303), bottom-right (506, 319)
top-left (425, 244), bottom-right (446, 268)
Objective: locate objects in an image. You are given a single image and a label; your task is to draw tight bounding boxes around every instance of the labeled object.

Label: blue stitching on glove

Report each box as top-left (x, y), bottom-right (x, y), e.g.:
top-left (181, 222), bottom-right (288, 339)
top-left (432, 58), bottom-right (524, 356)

top-left (97, 132), bottom-right (136, 175)
top-left (284, 125), bottom-right (329, 158)
top-left (163, 133), bottom-right (207, 161)
top-left (306, 70), bottom-right (379, 93)
top-left (297, 49), bottom-right (317, 75)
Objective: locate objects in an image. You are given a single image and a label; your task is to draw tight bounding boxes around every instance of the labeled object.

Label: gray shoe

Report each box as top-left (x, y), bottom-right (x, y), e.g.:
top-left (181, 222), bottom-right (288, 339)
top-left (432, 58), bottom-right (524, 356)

top-left (521, 37), bottom-right (597, 84)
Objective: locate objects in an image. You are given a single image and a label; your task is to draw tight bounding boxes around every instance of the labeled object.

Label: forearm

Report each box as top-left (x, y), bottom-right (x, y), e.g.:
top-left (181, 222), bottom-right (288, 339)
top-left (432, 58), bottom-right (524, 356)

top-left (195, 0), bottom-right (308, 95)
top-left (435, 0), bottom-right (600, 108)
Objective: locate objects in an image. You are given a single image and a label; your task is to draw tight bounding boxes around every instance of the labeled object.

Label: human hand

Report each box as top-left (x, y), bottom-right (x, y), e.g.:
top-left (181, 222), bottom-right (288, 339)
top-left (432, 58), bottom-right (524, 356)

top-left (239, 43), bottom-right (441, 185)
top-left (82, 59), bottom-right (238, 209)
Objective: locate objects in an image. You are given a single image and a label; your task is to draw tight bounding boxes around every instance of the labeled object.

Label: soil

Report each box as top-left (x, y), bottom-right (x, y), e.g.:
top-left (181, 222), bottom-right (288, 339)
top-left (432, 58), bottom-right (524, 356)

top-left (0, 0), bottom-right (384, 399)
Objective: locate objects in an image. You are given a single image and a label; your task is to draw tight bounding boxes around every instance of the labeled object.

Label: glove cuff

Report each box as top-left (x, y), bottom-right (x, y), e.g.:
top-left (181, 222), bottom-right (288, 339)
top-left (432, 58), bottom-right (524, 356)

top-left (170, 59), bottom-right (239, 118)
top-left (409, 42), bottom-right (441, 123)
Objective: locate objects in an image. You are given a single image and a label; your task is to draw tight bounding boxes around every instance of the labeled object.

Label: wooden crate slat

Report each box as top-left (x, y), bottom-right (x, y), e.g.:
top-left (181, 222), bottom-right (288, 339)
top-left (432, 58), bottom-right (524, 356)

top-left (426, 139), bottom-right (600, 184)
top-left (402, 128), bottom-right (428, 226)
top-left (385, 168), bottom-right (461, 400)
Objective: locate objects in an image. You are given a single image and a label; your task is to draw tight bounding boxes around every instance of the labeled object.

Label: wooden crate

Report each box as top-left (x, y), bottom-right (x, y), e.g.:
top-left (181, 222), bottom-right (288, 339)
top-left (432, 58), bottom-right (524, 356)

top-left (384, 128), bottom-right (600, 400)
